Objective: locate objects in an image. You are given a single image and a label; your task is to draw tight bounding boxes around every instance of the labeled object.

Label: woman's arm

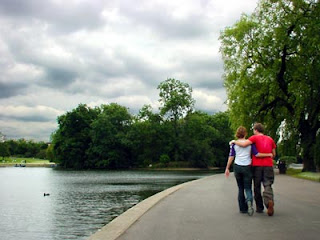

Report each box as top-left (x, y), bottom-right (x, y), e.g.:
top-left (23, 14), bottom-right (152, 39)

top-left (225, 156), bottom-right (235, 178)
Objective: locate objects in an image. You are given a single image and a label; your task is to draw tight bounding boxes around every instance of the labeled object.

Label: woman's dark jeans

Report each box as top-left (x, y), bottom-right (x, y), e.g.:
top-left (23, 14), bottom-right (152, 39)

top-left (234, 164), bottom-right (253, 212)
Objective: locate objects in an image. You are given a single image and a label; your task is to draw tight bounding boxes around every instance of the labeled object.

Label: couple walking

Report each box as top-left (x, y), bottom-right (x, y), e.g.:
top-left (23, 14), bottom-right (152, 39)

top-left (225, 123), bottom-right (276, 216)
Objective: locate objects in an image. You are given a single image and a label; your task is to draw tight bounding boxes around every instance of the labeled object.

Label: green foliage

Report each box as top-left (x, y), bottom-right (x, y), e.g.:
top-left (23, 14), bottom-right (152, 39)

top-left (52, 104), bottom-right (99, 169)
top-left (36, 149), bottom-right (47, 159)
top-left (87, 103), bottom-right (132, 169)
top-left (46, 144), bottom-right (54, 162)
top-left (279, 156), bottom-right (297, 165)
top-left (277, 132), bottom-right (300, 157)
top-left (2, 139), bottom-right (49, 159)
top-left (167, 161), bottom-right (191, 168)
top-left (220, 0), bottom-right (320, 171)
top-left (159, 154), bottom-right (170, 167)
top-left (286, 168), bottom-right (320, 182)
top-left (0, 142), bottom-right (10, 159)
top-left (314, 132), bottom-right (320, 171)
top-left (127, 118), bottom-right (169, 167)
top-left (180, 111), bottom-right (233, 168)
top-left (50, 80), bottom-right (233, 169)
top-left (157, 78), bottom-right (195, 162)
top-left (158, 78), bottom-right (195, 121)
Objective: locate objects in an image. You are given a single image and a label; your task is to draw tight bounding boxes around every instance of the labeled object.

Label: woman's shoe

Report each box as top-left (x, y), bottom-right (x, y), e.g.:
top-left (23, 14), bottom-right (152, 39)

top-left (247, 201), bottom-right (254, 216)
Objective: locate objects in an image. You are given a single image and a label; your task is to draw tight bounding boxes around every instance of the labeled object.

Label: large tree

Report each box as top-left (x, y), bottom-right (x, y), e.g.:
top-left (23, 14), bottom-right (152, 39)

top-left (220, 0), bottom-right (320, 171)
top-left (52, 104), bottom-right (99, 169)
top-left (157, 78), bottom-right (195, 161)
top-left (87, 103), bottom-right (132, 169)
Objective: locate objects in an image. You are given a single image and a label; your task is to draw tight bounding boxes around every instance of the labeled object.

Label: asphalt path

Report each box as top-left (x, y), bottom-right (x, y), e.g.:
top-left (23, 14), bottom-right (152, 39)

top-left (89, 172), bottom-right (320, 240)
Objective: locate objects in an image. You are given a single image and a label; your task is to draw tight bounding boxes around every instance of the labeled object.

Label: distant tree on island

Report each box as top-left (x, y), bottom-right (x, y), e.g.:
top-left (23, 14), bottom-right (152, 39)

top-left (0, 142), bottom-right (10, 160)
top-left (52, 104), bottom-right (99, 168)
top-left (51, 79), bottom-right (233, 169)
top-left (158, 78), bottom-right (195, 162)
top-left (1, 138), bottom-right (49, 160)
top-left (87, 103), bottom-right (133, 169)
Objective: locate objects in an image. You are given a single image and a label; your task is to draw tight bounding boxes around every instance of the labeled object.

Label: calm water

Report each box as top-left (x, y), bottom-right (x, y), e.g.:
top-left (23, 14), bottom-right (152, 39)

top-left (0, 167), bottom-right (218, 240)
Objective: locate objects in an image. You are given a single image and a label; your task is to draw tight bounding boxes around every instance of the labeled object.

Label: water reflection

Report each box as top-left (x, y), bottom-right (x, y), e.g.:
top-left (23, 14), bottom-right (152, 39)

top-left (0, 168), bottom-right (219, 240)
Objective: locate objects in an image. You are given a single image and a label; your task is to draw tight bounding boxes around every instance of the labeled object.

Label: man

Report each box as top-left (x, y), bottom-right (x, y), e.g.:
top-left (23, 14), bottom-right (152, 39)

top-left (233, 123), bottom-right (276, 216)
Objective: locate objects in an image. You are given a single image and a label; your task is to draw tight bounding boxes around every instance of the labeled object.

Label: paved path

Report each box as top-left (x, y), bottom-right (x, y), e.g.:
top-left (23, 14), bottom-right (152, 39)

top-left (89, 172), bottom-right (320, 240)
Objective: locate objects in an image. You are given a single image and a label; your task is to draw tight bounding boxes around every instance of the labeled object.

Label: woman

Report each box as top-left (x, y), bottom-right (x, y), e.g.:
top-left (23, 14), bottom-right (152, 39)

top-left (225, 126), bottom-right (272, 216)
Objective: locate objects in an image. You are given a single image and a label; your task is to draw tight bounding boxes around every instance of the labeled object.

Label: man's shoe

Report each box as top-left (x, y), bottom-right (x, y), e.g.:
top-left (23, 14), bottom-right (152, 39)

top-left (247, 201), bottom-right (254, 216)
top-left (267, 200), bottom-right (274, 216)
top-left (256, 208), bottom-right (264, 213)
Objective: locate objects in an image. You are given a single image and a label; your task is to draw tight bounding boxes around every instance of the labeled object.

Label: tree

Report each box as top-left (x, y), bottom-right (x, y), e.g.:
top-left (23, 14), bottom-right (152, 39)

top-left (52, 104), bottom-right (99, 169)
top-left (46, 144), bottom-right (55, 162)
top-left (158, 78), bottom-right (195, 161)
top-left (127, 104), bottom-right (167, 167)
top-left (158, 78), bottom-right (195, 121)
top-left (180, 112), bottom-right (215, 168)
top-left (6, 140), bottom-right (19, 156)
top-left (208, 111), bottom-right (234, 167)
top-left (0, 139), bottom-right (48, 159)
top-left (179, 111), bottom-right (233, 168)
top-left (87, 103), bottom-right (132, 169)
top-left (220, 0), bottom-right (320, 171)
top-left (0, 142), bottom-right (10, 160)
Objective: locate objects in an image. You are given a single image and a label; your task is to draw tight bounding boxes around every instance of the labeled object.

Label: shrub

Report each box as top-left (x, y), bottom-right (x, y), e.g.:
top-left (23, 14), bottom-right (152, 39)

top-left (279, 156), bottom-right (297, 165)
top-left (168, 161), bottom-right (191, 168)
top-left (159, 154), bottom-right (170, 167)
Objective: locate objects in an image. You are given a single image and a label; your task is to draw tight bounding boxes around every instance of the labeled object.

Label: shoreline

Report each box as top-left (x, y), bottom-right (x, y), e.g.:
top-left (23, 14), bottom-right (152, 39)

top-left (135, 167), bottom-right (221, 171)
top-left (0, 164), bottom-right (221, 171)
top-left (0, 163), bottom-right (57, 168)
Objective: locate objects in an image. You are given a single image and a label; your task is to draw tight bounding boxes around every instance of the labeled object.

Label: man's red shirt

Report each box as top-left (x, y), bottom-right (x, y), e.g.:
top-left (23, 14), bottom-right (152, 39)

top-left (249, 134), bottom-right (276, 166)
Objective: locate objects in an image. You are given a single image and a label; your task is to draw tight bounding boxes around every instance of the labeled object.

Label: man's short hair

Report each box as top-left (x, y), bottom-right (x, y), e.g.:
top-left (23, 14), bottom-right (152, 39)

top-left (253, 123), bottom-right (264, 133)
top-left (236, 126), bottom-right (247, 139)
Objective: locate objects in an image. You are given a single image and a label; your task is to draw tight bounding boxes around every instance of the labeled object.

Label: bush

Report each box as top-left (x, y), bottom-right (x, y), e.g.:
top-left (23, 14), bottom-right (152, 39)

top-left (143, 159), bottom-right (152, 167)
top-left (167, 161), bottom-right (191, 168)
top-left (279, 156), bottom-right (297, 165)
top-left (36, 149), bottom-right (47, 159)
top-left (159, 154), bottom-right (170, 167)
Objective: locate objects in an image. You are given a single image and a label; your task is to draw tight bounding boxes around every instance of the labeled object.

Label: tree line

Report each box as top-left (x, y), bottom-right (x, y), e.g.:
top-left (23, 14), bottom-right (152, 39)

top-left (0, 138), bottom-right (49, 160)
top-left (51, 78), bottom-right (233, 169)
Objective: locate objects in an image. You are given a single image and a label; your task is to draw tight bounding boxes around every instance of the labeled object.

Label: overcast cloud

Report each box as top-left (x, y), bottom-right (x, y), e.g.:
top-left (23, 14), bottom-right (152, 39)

top-left (0, 0), bottom-right (259, 141)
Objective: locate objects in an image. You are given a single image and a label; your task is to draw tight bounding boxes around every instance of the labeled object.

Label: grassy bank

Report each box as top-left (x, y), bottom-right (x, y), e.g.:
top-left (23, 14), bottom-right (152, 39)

top-left (0, 157), bottom-right (55, 167)
top-left (286, 168), bottom-right (320, 182)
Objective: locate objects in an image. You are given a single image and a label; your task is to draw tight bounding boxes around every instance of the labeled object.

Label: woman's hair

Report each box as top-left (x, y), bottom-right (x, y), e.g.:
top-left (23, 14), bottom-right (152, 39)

top-left (235, 126), bottom-right (247, 139)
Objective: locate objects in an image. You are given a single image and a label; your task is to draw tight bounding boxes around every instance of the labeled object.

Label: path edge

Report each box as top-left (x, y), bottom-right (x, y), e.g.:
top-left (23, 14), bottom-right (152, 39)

top-left (87, 175), bottom-right (215, 240)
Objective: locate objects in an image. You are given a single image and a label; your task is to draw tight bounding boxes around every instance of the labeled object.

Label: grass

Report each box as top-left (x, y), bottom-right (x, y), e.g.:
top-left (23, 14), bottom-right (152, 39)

top-left (286, 168), bottom-right (320, 182)
top-left (1, 157), bottom-right (50, 163)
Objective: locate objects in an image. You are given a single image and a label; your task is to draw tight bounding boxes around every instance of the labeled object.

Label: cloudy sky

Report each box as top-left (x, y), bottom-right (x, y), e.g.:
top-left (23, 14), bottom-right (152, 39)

top-left (0, 0), bottom-right (259, 142)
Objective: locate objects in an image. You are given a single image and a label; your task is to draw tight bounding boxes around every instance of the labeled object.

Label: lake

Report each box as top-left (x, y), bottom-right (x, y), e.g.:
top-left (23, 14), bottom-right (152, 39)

top-left (0, 167), bottom-right (219, 240)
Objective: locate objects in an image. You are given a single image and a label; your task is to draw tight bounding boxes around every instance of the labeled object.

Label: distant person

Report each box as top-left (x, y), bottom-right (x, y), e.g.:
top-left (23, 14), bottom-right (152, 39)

top-left (232, 123), bottom-right (276, 216)
top-left (225, 126), bottom-right (272, 216)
